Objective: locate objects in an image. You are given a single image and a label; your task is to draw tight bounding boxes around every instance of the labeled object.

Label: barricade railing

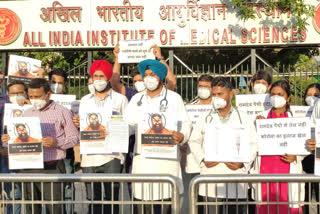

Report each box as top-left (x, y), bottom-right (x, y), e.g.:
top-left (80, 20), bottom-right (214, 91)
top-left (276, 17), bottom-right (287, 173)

top-left (0, 173), bottom-right (181, 214)
top-left (189, 174), bottom-right (320, 214)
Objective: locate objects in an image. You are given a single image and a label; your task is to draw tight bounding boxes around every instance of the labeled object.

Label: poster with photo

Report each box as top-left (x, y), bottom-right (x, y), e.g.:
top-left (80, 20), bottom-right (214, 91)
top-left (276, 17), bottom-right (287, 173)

top-left (7, 117), bottom-right (43, 169)
top-left (204, 124), bottom-right (251, 162)
top-left (8, 55), bottom-right (41, 84)
top-left (3, 103), bottom-right (32, 130)
top-left (79, 106), bottom-right (111, 154)
top-left (138, 112), bottom-right (180, 159)
top-left (50, 94), bottom-right (76, 110)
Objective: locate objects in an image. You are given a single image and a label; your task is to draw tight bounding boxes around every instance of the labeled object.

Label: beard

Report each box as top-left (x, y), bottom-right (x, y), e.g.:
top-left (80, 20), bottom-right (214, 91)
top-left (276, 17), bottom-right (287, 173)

top-left (19, 69), bottom-right (28, 76)
top-left (90, 123), bottom-right (100, 130)
top-left (18, 133), bottom-right (28, 141)
top-left (152, 124), bottom-right (163, 133)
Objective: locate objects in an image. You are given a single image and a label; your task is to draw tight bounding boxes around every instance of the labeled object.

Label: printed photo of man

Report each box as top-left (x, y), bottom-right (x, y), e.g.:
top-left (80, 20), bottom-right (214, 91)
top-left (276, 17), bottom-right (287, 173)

top-left (84, 113), bottom-right (105, 131)
top-left (145, 114), bottom-right (174, 134)
top-left (12, 109), bottom-right (23, 118)
top-left (12, 61), bottom-right (36, 78)
top-left (13, 124), bottom-right (39, 143)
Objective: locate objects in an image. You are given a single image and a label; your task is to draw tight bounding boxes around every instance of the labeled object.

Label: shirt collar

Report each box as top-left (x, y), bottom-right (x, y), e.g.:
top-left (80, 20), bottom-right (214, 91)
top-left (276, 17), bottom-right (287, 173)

top-left (92, 89), bottom-right (112, 101)
top-left (144, 86), bottom-right (166, 99)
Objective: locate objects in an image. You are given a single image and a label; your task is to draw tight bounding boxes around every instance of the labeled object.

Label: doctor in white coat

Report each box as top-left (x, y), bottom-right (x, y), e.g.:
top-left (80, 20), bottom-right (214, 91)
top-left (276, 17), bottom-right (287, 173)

top-left (125, 59), bottom-right (191, 214)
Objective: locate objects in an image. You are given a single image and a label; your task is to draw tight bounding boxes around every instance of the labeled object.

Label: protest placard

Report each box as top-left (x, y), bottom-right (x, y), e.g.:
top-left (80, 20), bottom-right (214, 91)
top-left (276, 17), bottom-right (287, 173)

top-left (71, 100), bottom-right (80, 115)
top-left (185, 104), bottom-right (212, 125)
top-left (7, 117), bottom-right (43, 169)
top-left (204, 124), bottom-right (251, 162)
top-left (50, 94), bottom-right (76, 110)
top-left (256, 117), bottom-right (310, 155)
top-left (118, 39), bottom-right (155, 63)
top-left (138, 112), bottom-right (180, 159)
top-left (8, 55), bottom-right (41, 84)
top-left (315, 119), bottom-right (320, 176)
top-left (107, 116), bottom-right (129, 153)
top-left (3, 103), bottom-right (32, 135)
top-left (236, 94), bottom-right (271, 119)
top-left (290, 106), bottom-right (313, 118)
top-left (79, 106), bottom-right (111, 154)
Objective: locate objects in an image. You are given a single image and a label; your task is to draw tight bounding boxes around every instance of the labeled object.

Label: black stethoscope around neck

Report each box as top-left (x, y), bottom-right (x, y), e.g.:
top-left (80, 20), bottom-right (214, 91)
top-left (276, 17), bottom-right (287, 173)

top-left (205, 106), bottom-right (243, 124)
top-left (137, 87), bottom-right (169, 112)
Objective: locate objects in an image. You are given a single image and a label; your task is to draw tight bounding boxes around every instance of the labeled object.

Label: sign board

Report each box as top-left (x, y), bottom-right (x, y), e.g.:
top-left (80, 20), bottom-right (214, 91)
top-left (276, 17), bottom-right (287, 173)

top-left (1, 0), bottom-right (320, 50)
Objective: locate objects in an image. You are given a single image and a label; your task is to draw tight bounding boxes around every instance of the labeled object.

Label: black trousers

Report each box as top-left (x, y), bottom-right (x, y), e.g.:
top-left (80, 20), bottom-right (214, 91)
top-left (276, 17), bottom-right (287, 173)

top-left (82, 159), bottom-right (121, 214)
top-left (19, 159), bottom-right (66, 214)
top-left (198, 196), bottom-right (246, 214)
top-left (304, 182), bottom-right (320, 214)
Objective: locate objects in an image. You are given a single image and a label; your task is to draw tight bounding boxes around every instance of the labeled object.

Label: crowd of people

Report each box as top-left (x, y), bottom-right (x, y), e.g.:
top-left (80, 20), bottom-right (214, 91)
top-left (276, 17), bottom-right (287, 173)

top-left (0, 45), bottom-right (319, 214)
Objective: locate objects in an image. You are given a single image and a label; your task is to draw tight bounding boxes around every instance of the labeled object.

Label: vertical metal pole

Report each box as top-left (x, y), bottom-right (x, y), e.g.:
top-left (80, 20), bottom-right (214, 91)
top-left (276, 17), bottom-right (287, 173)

top-left (87, 51), bottom-right (93, 75)
top-left (251, 49), bottom-right (256, 75)
top-left (169, 50), bottom-right (174, 72)
top-left (1, 52), bottom-right (8, 93)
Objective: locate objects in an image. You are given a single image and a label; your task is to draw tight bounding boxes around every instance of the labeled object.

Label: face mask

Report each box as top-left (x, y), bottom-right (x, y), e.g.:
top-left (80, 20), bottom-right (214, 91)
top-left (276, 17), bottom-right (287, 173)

top-left (93, 80), bottom-right (108, 92)
top-left (50, 83), bottom-right (63, 94)
top-left (9, 95), bottom-right (25, 104)
top-left (270, 95), bottom-right (287, 108)
top-left (30, 96), bottom-right (48, 110)
top-left (198, 87), bottom-right (211, 100)
top-left (88, 84), bottom-right (95, 94)
top-left (144, 76), bottom-right (159, 91)
top-left (305, 96), bottom-right (319, 107)
top-left (212, 97), bottom-right (227, 109)
top-left (134, 81), bottom-right (146, 92)
top-left (253, 84), bottom-right (267, 94)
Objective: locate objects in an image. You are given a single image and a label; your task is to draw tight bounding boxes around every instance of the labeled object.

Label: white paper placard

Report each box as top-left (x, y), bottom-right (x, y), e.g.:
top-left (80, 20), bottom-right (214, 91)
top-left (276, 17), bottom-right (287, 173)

top-left (185, 104), bottom-right (212, 125)
top-left (236, 94), bottom-right (271, 119)
top-left (71, 100), bottom-right (80, 115)
top-left (290, 106), bottom-right (313, 118)
top-left (8, 55), bottom-right (41, 84)
top-left (7, 117), bottom-right (43, 169)
top-left (256, 117), bottom-right (310, 155)
top-left (204, 124), bottom-right (251, 162)
top-left (138, 112), bottom-right (179, 159)
top-left (118, 39), bottom-right (155, 63)
top-left (315, 119), bottom-right (320, 176)
top-left (107, 116), bottom-right (129, 153)
top-left (50, 94), bottom-right (76, 110)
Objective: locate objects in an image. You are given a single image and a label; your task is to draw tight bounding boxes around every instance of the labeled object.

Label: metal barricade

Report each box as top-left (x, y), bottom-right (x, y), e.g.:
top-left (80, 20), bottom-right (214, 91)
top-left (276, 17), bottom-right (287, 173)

top-left (0, 173), bottom-right (181, 214)
top-left (189, 174), bottom-right (320, 214)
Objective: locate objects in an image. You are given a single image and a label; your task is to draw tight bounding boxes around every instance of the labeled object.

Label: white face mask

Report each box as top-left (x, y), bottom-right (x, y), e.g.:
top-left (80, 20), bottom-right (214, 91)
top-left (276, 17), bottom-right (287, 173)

top-left (30, 96), bottom-right (48, 110)
top-left (212, 97), bottom-right (227, 109)
top-left (134, 81), bottom-right (146, 92)
top-left (50, 83), bottom-right (63, 94)
top-left (93, 80), bottom-right (108, 92)
top-left (88, 84), bottom-right (95, 94)
top-left (9, 95), bottom-right (25, 104)
top-left (144, 76), bottom-right (159, 91)
top-left (253, 83), bottom-right (267, 94)
top-left (270, 95), bottom-right (287, 108)
top-left (198, 87), bottom-right (211, 100)
top-left (305, 96), bottom-right (319, 107)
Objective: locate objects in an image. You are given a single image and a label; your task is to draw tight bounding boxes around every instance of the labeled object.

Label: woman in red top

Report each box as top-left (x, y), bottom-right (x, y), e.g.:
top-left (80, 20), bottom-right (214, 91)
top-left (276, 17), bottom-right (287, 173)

top-left (255, 80), bottom-right (303, 214)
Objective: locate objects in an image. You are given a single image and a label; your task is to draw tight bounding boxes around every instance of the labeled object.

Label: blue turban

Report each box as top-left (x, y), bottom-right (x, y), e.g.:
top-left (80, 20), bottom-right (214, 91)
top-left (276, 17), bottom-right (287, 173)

top-left (138, 59), bottom-right (168, 80)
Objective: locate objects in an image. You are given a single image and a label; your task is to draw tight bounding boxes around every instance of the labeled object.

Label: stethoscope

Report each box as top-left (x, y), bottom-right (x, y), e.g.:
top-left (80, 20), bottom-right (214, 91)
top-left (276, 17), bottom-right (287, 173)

top-left (137, 87), bottom-right (169, 112)
top-left (205, 106), bottom-right (243, 124)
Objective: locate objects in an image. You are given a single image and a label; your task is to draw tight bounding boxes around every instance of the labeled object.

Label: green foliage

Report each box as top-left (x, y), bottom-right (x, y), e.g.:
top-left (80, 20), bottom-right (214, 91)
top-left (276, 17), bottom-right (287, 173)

top-left (231, 0), bottom-right (316, 32)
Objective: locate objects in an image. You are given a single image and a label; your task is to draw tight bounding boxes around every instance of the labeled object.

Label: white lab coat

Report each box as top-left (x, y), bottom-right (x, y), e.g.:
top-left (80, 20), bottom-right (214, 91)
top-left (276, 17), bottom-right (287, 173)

top-left (251, 110), bottom-right (305, 208)
top-left (188, 107), bottom-right (257, 198)
top-left (125, 87), bottom-right (192, 200)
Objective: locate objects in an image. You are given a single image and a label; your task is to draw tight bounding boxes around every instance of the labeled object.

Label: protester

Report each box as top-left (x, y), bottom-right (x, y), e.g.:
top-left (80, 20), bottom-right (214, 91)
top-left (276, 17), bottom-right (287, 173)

top-left (303, 83), bottom-right (320, 214)
top-left (73, 59), bottom-right (128, 214)
top-left (254, 80), bottom-right (304, 214)
top-left (188, 77), bottom-right (256, 214)
top-left (1, 78), bottom-right (79, 214)
top-left (111, 44), bottom-right (177, 101)
top-left (125, 59), bottom-right (191, 214)
top-left (250, 70), bottom-right (272, 94)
